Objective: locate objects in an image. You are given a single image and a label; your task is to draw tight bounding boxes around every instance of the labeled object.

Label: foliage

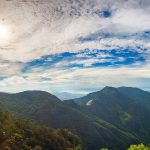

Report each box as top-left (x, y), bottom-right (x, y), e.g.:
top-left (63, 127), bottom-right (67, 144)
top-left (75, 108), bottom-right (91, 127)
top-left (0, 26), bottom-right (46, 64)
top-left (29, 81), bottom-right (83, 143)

top-left (127, 144), bottom-right (150, 150)
top-left (75, 145), bottom-right (83, 150)
top-left (100, 144), bottom-right (150, 150)
top-left (0, 88), bottom-right (150, 150)
top-left (0, 108), bottom-right (81, 150)
top-left (73, 87), bottom-right (150, 145)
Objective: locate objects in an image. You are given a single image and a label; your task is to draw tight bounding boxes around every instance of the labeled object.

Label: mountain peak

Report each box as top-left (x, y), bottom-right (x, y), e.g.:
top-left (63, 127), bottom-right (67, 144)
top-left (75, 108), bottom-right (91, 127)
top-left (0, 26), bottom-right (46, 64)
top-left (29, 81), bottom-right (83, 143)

top-left (14, 90), bottom-right (60, 98)
top-left (14, 90), bottom-right (61, 103)
top-left (101, 86), bottom-right (118, 94)
top-left (15, 90), bottom-right (51, 95)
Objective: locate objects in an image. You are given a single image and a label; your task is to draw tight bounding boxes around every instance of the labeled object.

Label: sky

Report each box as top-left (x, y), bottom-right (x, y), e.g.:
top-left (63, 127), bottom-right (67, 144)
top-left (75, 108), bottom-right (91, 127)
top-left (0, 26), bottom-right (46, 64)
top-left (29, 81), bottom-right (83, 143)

top-left (0, 0), bottom-right (150, 94)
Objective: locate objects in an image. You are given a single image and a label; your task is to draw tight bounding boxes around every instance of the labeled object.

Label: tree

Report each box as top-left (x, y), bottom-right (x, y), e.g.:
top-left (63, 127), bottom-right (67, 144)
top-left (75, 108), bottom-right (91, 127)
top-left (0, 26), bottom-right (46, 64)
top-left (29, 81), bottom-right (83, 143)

top-left (75, 145), bottom-right (83, 150)
top-left (127, 144), bottom-right (150, 150)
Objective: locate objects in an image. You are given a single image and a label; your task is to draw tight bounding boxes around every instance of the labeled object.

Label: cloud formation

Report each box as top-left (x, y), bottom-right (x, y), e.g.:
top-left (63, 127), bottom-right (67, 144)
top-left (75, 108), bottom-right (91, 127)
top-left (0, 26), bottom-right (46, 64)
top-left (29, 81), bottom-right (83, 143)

top-left (0, 0), bottom-right (150, 93)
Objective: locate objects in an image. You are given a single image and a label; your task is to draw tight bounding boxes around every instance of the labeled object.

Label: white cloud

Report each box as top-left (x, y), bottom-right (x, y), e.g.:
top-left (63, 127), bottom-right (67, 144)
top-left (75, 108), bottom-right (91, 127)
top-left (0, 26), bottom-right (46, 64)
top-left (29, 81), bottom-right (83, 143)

top-left (0, 61), bottom-right (24, 77)
top-left (1, 64), bottom-right (150, 93)
top-left (0, 76), bottom-right (26, 87)
top-left (109, 8), bottom-right (150, 33)
top-left (0, 0), bottom-right (150, 92)
top-left (0, 0), bottom-right (150, 62)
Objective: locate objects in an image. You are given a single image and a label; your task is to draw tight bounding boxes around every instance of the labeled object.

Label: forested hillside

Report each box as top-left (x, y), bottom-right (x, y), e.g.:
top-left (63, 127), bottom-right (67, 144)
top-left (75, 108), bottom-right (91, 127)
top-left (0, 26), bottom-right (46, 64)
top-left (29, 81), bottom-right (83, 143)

top-left (0, 87), bottom-right (149, 150)
top-left (72, 87), bottom-right (150, 144)
top-left (0, 108), bottom-right (81, 150)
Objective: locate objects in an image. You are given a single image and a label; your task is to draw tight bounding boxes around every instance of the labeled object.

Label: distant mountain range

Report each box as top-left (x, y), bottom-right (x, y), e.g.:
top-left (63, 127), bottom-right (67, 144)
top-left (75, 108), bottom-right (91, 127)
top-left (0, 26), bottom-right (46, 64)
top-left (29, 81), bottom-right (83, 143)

top-left (0, 87), bottom-right (150, 150)
top-left (54, 92), bottom-right (84, 100)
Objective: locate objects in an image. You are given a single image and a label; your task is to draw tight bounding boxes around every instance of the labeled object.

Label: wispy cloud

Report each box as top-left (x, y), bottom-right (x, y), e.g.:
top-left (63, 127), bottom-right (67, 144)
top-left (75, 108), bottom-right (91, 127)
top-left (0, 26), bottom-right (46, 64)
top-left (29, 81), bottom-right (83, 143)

top-left (0, 0), bottom-right (150, 93)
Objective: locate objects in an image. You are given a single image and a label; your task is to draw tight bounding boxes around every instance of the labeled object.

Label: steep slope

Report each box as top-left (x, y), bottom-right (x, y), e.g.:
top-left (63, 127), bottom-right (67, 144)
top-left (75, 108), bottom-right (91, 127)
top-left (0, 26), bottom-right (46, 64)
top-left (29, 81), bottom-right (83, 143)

top-left (0, 91), bottom-right (60, 120)
top-left (118, 87), bottom-right (150, 107)
top-left (0, 90), bottom-right (138, 150)
top-left (0, 108), bottom-right (81, 150)
top-left (72, 87), bottom-right (150, 144)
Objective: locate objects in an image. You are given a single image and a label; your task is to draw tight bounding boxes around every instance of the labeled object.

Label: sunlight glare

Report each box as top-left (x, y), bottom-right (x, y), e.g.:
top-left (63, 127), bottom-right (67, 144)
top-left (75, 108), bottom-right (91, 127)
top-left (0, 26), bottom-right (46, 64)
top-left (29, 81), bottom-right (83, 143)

top-left (0, 24), bottom-right (10, 41)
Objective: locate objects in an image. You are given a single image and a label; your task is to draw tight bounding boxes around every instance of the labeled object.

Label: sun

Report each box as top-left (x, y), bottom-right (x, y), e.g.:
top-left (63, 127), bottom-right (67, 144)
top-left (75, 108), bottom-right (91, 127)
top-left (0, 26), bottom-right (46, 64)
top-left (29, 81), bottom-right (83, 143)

top-left (0, 24), bottom-right (10, 41)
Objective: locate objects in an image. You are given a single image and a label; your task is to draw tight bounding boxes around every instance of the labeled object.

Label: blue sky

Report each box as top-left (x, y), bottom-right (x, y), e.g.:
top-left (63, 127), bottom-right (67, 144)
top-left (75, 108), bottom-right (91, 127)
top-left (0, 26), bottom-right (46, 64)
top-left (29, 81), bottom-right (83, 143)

top-left (0, 0), bottom-right (150, 94)
top-left (23, 48), bottom-right (146, 71)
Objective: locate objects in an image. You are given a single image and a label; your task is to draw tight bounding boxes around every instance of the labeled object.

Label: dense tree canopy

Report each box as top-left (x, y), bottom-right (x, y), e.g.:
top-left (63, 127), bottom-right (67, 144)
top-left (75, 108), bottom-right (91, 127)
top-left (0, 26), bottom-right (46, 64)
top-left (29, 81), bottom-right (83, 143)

top-left (0, 109), bottom-right (81, 150)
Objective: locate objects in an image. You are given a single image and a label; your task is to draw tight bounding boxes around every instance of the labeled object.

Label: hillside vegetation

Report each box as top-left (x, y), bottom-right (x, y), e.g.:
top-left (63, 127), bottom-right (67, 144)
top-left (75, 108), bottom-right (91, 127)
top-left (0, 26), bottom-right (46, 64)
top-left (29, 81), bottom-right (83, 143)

top-left (0, 108), bottom-right (81, 150)
top-left (0, 87), bottom-right (150, 150)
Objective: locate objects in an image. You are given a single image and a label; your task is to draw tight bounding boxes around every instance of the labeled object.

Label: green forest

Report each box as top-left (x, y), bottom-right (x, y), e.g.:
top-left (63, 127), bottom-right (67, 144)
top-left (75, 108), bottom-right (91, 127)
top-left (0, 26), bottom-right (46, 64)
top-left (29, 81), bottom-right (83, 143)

top-left (0, 108), bottom-right (81, 150)
top-left (0, 87), bottom-right (150, 150)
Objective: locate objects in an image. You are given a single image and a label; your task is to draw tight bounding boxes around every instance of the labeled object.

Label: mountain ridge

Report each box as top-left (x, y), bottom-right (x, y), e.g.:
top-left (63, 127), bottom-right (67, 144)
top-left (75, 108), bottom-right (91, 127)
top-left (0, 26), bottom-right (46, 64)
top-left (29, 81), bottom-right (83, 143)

top-left (0, 86), bottom-right (149, 150)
